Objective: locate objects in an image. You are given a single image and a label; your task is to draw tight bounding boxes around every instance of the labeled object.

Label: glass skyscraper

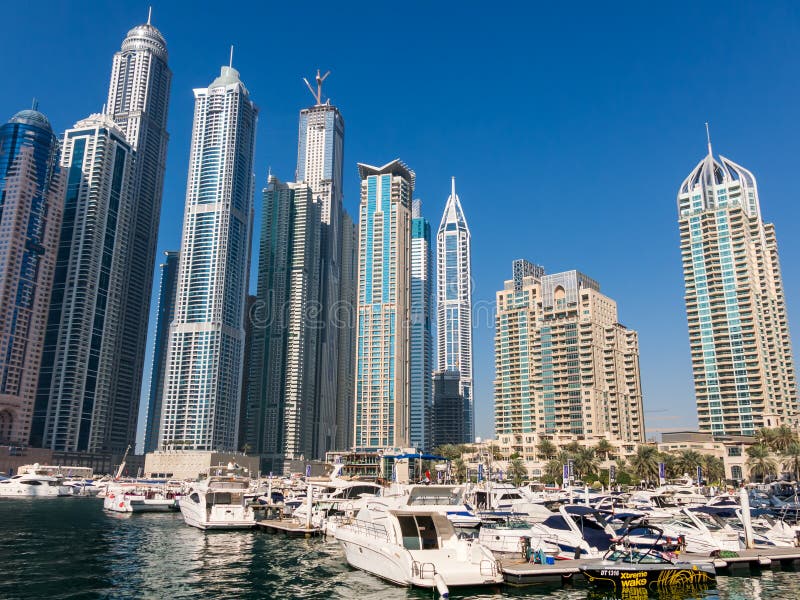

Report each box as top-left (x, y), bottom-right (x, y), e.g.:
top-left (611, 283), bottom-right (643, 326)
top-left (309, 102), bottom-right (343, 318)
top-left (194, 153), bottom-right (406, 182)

top-left (354, 160), bottom-right (414, 450)
top-left (410, 200), bottom-right (433, 450)
top-left (143, 250), bottom-right (179, 453)
top-left (33, 114), bottom-right (136, 451)
top-left (246, 178), bottom-right (321, 472)
top-left (678, 142), bottom-right (797, 435)
top-left (0, 108), bottom-right (64, 446)
top-left (159, 65), bottom-right (257, 452)
top-left (436, 177), bottom-right (474, 441)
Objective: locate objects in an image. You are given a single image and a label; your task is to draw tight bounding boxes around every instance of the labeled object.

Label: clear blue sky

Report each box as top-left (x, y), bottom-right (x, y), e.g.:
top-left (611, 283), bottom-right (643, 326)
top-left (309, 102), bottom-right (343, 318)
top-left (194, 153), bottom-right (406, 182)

top-left (3, 1), bottom-right (799, 447)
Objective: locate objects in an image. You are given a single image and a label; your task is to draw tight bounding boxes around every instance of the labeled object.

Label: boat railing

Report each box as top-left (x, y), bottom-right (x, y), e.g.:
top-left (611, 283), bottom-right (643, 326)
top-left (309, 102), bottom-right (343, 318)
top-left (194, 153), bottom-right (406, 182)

top-left (341, 518), bottom-right (389, 541)
top-left (411, 561), bottom-right (437, 580)
top-left (479, 559), bottom-right (500, 577)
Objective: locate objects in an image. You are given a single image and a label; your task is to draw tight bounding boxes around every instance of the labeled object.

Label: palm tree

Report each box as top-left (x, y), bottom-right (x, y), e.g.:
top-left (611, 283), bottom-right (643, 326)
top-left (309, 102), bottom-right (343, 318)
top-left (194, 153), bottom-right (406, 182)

top-left (451, 457), bottom-right (466, 483)
top-left (673, 450), bottom-right (703, 477)
top-left (629, 445), bottom-right (660, 484)
top-left (772, 426), bottom-right (798, 453)
top-left (700, 454), bottom-right (725, 485)
top-left (755, 428), bottom-right (776, 451)
top-left (544, 460), bottom-right (563, 485)
top-left (564, 441), bottom-right (581, 454)
top-left (574, 447), bottom-right (599, 479)
top-left (536, 438), bottom-right (557, 461)
top-left (782, 442), bottom-right (800, 481)
top-left (595, 439), bottom-right (615, 462)
top-left (507, 457), bottom-right (528, 486)
top-left (746, 444), bottom-right (778, 482)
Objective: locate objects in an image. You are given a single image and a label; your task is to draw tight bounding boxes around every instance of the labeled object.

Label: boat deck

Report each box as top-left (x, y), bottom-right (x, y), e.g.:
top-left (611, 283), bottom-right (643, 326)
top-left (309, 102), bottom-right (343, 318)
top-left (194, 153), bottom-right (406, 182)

top-left (501, 547), bottom-right (800, 585)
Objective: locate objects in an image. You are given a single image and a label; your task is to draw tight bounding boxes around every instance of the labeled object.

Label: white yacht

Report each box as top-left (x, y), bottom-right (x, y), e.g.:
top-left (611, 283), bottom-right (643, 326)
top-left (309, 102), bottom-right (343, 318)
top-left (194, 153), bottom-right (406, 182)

top-left (0, 473), bottom-right (71, 497)
top-left (179, 469), bottom-right (260, 530)
top-left (104, 483), bottom-right (178, 513)
top-left (335, 497), bottom-right (503, 595)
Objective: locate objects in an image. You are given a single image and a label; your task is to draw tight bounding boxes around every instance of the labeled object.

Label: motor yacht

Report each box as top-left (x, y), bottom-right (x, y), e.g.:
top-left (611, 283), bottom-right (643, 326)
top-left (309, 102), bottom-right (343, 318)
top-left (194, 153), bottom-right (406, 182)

top-left (179, 467), bottom-right (262, 530)
top-left (104, 483), bottom-right (179, 513)
top-left (334, 497), bottom-right (503, 595)
top-left (0, 473), bottom-right (71, 497)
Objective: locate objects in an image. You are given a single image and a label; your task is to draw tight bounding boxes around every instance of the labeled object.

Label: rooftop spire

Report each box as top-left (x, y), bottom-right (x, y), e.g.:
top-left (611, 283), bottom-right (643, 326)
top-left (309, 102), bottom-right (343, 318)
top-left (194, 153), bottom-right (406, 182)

top-left (451, 176), bottom-right (456, 201)
top-left (147, 6), bottom-right (152, 25)
top-left (31, 97), bottom-right (38, 111)
top-left (705, 122), bottom-right (712, 156)
top-left (229, 45), bottom-right (234, 68)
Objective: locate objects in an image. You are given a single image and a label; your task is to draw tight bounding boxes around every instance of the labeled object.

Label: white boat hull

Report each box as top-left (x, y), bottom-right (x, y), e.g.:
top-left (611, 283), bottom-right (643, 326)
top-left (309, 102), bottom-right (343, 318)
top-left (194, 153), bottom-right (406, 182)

top-left (179, 497), bottom-right (256, 530)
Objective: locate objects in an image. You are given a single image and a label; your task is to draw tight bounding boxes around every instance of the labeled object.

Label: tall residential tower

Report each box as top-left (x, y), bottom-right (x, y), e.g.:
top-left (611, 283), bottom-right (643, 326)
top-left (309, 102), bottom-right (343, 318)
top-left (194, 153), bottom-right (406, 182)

top-left (410, 200), bottom-right (433, 450)
top-left (436, 178), bottom-right (473, 441)
top-left (354, 160), bottom-right (414, 450)
top-left (0, 108), bottom-right (64, 446)
top-left (159, 65), bottom-right (257, 451)
top-left (678, 139), bottom-right (797, 435)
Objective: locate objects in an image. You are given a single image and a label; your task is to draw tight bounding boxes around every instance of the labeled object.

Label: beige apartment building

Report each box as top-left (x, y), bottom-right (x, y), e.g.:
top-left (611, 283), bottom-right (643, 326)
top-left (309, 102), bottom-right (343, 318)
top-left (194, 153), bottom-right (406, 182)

top-left (494, 261), bottom-right (644, 454)
top-left (678, 145), bottom-right (797, 436)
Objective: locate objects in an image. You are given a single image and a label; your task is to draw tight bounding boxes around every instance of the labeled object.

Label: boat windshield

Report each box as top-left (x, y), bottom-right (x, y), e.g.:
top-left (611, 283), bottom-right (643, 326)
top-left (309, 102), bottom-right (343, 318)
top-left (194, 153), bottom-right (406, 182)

top-left (606, 549), bottom-right (673, 564)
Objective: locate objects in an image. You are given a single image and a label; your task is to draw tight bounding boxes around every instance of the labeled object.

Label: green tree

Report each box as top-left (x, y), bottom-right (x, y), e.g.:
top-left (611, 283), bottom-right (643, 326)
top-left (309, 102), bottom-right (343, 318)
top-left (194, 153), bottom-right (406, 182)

top-left (629, 445), bottom-right (661, 483)
top-left (781, 442), bottom-right (800, 481)
top-left (700, 454), bottom-right (725, 484)
top-left (564, 441), bottom-right (581, 454)
top-left (573, 447), bottom-right (599, 479)
top-left (507, 457), bottom-right (528, 486)
top-left (746, 444), bottom-right (778, 482)
top-left (755, 428), bottom-right (776, 451)
top-left (772, 426), bottom-right (798, 453)
top-left (536, 438), bottom-right (557, 461)
top-left (451, 457), bottom-right (467, 483)
top-left (595, 439), bottom-right (615, 461)
top-left (673, 450), bottom-right (703, 477)
top-left (544, 460), bottom-right (563, 485)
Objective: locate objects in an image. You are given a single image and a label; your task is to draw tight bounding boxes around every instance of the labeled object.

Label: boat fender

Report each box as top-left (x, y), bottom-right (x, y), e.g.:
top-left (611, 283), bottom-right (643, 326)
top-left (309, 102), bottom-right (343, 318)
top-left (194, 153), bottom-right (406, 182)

top-left (433, 573), bottom-right (449, 598)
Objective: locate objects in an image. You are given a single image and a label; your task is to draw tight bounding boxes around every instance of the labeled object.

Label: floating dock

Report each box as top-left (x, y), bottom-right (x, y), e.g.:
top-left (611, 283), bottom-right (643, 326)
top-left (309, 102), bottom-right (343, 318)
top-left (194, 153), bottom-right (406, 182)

top-left (256, 519), bottom-right (321, 538)
top-left (500, 547), bottom-right (800, 585)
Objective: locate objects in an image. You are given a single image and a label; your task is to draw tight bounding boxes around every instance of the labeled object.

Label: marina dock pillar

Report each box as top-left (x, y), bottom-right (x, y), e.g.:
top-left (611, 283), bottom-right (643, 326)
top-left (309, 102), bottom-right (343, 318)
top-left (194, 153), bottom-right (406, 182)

top-left (739, 487), bottom-right (754, 549)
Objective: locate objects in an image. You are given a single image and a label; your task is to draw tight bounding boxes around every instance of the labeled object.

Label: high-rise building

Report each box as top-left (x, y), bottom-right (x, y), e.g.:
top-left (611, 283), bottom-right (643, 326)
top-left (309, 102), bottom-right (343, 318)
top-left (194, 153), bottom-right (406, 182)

top-left (33, 114), bottom-right (136, 451)
top-left (106, 17), bottom-right (172, 448)
top-left (238, 294), bottom-right (256, 452)
top-left (494, 262), bottom-right (644, 448)
top-left (335, 210), bottom-right (357, 450)
top-left (246, 177), bottom-right (321, 473)
top-left (354, 160), bottom-right (414, 450)
top-left (432, 370), bottom-right (465, 448)
top-left (0, 108), bottom-right (64, 446)
top-left (436, 177), bottom-right (473, 442)
top-left (678, 141), bottom-right (797, 435)
top-left (410, 200), bottom-right (433, 450)
top-left (159, 65), bottom-right (257, 452)
top-left (296, 72), bottom-right (346, 455)
top-left (143, 250), bottom-right (179, 453)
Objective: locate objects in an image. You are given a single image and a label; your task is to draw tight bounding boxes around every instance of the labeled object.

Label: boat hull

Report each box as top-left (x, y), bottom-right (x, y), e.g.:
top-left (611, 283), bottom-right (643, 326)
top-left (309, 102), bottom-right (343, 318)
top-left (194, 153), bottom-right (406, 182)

top-left (580, 563), bottom-right (715, 592)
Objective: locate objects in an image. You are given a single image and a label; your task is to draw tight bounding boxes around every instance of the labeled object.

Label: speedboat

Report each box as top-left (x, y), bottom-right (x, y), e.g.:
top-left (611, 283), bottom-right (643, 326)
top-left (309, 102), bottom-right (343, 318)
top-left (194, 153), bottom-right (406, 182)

top-left (0, 474), bottom-right (71, 497)
top-left (335, 496), bottom-right (503, 594)
top-left (580, 525), bottom-right (715, 593)
top-left (179, 468), bottom-right (261, 530)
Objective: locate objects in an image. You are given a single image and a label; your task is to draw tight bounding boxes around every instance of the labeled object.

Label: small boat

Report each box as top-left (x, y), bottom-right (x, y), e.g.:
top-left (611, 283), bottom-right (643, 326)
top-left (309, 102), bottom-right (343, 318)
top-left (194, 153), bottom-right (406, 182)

top-left (580, 525), bottom-right (715, 593)
top-left (104, 483), bottom-right (178, 513)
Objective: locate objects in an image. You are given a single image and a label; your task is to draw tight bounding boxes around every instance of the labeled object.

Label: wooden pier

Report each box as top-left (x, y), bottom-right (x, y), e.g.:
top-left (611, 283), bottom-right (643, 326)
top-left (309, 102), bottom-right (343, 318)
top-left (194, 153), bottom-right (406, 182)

top-left (500, 547), bottom-right (800, 586)
top-left (256, 519), bottom-right (321, 538)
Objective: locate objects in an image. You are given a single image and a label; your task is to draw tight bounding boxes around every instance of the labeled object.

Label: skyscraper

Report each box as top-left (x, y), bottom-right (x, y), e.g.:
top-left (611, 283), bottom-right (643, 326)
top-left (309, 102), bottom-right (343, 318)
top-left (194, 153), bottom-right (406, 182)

top-left (432, 370), bottom-right (465, 448)
top-left (143, 250), bottom-right (179, 453)
top-left (296, 71), bottom-right (346, 455)
top-left (436, 177), bottom-right (473, 441)
top-left (678, 139), bottom-right (797, 435)
top-left (106, 16), bottom-right (172, 451)
top-left (410, 200), bottom-right (433, 450)
top-left (354, 160), bottom-right (414, 450)
top-left (247, 177), bottom-right (321, 473)
top-left (0, 107), bottom-right (64, 446)
top-left (494, 262), bottom-right (644, 446)
top-left (159, 65), bottom-right (257, 452)
top-left (33, 114), bottom-right (136, 451)
top-left (335, 210), bottom-right (357, 451)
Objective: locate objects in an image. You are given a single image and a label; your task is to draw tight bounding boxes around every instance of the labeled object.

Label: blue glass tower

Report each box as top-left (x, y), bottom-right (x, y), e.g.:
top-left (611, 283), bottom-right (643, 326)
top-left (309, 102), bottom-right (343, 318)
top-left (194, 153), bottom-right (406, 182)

top-left (410, 200), bottom-right (433, 450)
top-left (0, 107), bottom-right (63, 446)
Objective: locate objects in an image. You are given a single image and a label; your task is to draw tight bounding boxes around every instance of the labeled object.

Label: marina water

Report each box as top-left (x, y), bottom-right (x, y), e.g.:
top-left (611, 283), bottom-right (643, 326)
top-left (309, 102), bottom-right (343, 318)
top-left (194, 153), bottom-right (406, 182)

top-left (2, 498), bottom-right (799, 599)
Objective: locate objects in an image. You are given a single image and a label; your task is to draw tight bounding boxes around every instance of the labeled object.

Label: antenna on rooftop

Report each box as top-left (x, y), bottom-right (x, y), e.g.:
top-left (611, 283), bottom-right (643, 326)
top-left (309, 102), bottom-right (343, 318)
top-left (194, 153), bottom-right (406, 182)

top-left (705, 122), bottom-right (713, 156)
top-left (31, 98), bottom-right (39, 111)
top-left (229, 45), bottom-right (234, 68)
top-left (147, 6), bottom-right (152, 25)
top-left (303, 69), bottom-right (330, 105)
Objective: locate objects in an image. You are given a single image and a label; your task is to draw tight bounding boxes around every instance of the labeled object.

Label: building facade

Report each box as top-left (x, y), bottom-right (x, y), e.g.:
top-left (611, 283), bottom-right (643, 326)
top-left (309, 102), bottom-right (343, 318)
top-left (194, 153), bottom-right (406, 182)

top-left (410, 200), bottom-right (433, 450)
top-left (0, 108), bottom-right (64, 446)
top-left (33, 114), bottom-right (136, 451)
top-left (106, 18), bottom-right (172, 450)
top-left (354, 160), bottom-right (414, 450)
top-left (494, 262), bottom-right (645, 452)
top-left (678, 144), bottom-right (797, 435)
top-left (432, 370), bottom-right (465, 448)
top-left (246, 178), bottom-right (321, 473)
top-left (296, 80), bottom-right (346, 455)
top-left (436, 177), bottom-right (473, 441)
top-left (143, 250), bottom-right (179, 453)
top-left (159, 65), bottom-right (257, 452)
top-left (336, 211), bottom-right (357, 450)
